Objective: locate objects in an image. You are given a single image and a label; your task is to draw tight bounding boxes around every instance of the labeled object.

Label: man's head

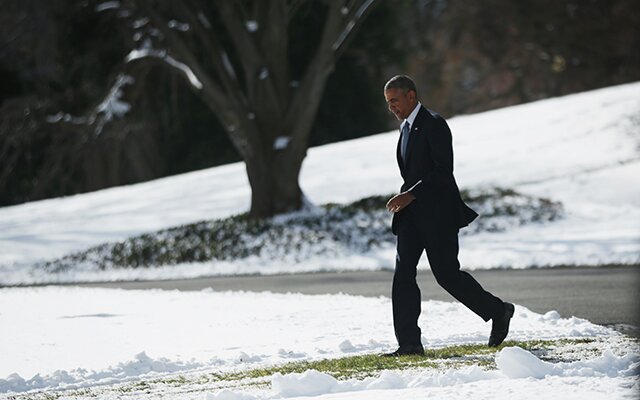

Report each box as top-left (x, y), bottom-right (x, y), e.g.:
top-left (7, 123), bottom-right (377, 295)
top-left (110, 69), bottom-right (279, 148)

top-left (384, 75), bottom-right (418, 121)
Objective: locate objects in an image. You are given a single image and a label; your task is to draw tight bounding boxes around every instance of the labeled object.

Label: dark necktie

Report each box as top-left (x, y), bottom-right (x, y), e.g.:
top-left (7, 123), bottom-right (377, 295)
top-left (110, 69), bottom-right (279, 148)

top-left (400, 122), bottom-right (410, 162)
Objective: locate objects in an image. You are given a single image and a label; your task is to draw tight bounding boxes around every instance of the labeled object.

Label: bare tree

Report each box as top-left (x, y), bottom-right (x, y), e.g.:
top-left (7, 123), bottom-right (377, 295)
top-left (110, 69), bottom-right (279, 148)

top-left (112, 0), bottom-right (377, 218)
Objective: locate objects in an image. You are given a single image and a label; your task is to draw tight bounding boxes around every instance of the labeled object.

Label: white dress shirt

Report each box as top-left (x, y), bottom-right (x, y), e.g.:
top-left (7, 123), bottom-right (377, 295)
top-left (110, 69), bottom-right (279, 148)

top-left (401, 101), bottom-right (422, 132)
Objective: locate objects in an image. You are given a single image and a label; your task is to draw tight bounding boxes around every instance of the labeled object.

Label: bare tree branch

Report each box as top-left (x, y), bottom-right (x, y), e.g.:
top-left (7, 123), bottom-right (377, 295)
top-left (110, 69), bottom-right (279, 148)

top-left (216, 2), bottom-right (263, 74)
top-left (284, 1), bottom-right (346, 128)
top-left (139, 4), bottom-right (222, 100)
top-left (175, 1), bottom-right (246, 104)
top-left (137, 0), bottom-right (256, 158)
top-left (332, 0), bottom-right (376, 58)
top-left (216, 2), bottom-right (286, 117)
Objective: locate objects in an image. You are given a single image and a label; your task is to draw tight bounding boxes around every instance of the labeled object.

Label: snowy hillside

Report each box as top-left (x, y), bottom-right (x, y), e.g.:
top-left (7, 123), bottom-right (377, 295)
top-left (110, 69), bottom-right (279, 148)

top-left (0, 83), bottom-right (638, 283)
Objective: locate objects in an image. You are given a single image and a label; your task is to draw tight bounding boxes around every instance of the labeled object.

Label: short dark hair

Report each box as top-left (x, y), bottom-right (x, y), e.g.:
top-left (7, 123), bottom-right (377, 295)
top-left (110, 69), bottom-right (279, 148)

top-left (384, 75), bottom-right (417, 95)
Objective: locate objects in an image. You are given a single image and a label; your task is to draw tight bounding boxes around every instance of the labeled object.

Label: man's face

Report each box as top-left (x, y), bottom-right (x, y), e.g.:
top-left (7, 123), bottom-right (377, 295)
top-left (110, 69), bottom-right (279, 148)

top-left (384, 88), bottom-right (417, 120)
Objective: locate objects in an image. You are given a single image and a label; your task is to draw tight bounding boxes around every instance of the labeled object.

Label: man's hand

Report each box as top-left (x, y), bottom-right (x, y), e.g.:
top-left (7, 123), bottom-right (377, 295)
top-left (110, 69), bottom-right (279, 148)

top-left (386, 192), bottom-right (416, 213)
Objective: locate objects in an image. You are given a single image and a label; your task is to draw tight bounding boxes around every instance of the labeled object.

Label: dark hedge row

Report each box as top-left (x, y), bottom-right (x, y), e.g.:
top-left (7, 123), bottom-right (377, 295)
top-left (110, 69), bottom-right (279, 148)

top-left (40, 188), bottom-right (562, 273)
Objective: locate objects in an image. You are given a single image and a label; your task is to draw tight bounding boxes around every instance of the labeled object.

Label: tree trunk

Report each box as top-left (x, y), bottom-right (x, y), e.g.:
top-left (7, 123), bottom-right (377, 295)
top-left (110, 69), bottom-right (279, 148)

top-left (244, 145), bottom-right (305, 218)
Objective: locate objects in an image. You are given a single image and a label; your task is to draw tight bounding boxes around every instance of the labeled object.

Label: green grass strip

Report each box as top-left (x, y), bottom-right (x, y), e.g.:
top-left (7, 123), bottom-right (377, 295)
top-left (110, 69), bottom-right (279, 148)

top-left (209, 338), bottom-right (593, 383)
top-left (10, 338), bottom-right (597, 400)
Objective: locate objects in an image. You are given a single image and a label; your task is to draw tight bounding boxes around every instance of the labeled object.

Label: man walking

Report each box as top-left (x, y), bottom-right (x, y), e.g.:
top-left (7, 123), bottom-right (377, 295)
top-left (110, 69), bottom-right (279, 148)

top-left (382, 75), bottom-right (514, 356)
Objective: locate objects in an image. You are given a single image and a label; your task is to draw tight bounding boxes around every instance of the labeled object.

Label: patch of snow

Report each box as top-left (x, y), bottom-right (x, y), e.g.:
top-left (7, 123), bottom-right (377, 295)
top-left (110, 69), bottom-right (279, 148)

top-left (132, 17), bottom-right (149, 29)
top-left (95, 74), bottom-right (134, 122)
top-left (45, 112), bottom-right (88, 125)
top-left (497, 346), bottom-right (640, 380)
top-left (338, 340), bottom-right (356, 352)
top-left (259, 68), bottom-right (269, 80)
top-left (126, 45), bottom-right (203, 90)
top-left (272, 369), bottom-right (340, 397)
top-left (168, 19), bottom-right (190, 32)
top-left (44, 74), bottom-right (132, 133)
top-left (0, 351), bottom-right (211, 393)
top-left (245, 20), bottom-right (259, 32)
top-left (205, 390), bottom-right (257, 400)
top-left (274, 136), bottom-right (291, 150)
top-left (95, 1), bottom-right (119, 12)
top-left (126, 39), bottom-right (163, 60)
top-left (163, 55), bottom-right (203, 89)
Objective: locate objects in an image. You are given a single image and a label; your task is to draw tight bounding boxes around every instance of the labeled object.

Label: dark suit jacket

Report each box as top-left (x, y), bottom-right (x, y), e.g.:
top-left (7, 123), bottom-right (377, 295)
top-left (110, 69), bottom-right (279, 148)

top-left (391, 105), bottom-right (478, 235)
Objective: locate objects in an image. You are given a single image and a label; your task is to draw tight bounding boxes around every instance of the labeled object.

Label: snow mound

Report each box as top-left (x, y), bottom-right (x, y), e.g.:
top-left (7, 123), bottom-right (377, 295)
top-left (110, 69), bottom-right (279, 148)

top-left (205, 349), bottom-right (638, 399)
top-left (0, 351), bottom-right (212, 393)
top-left (272, 369), bottom-right (341, 397)
top-left (205, 389), bottom-right (259, 400)
top-left (496, 346), bottom-right (640, 379)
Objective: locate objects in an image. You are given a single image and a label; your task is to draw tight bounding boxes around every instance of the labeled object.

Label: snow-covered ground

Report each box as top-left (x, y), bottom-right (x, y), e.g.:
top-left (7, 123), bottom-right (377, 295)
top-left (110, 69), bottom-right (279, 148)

top-left (0, 83), bottom-right (639, 284)
top-left (0, 287), bottom-right (637, 399)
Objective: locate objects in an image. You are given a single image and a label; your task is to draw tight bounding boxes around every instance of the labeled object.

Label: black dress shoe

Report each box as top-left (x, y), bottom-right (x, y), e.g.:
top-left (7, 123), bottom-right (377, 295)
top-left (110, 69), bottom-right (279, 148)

top-left (488, 302), bottom-right (515, 347)
top-left (380, 344), bottom-right (425, 357)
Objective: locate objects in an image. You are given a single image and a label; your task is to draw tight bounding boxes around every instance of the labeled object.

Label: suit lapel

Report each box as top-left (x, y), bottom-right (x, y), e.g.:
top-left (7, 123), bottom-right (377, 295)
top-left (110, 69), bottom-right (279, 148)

top-left (396, 128), bottom-right (405, 174)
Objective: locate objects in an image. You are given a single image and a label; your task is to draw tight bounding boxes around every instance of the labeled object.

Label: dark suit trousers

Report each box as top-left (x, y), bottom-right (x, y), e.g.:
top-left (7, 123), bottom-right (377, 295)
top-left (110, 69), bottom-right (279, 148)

top-left (392, 214), bottom-right (505, 346)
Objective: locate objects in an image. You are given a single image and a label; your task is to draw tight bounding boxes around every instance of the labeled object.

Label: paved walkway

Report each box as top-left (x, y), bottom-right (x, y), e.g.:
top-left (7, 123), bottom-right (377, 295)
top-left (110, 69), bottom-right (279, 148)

top-left (81, 265), bottom-right (640, 336)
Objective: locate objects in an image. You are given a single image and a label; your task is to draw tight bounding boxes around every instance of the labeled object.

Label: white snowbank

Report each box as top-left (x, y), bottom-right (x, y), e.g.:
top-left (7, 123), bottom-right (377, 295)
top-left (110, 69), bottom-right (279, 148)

top-left (204, 347), bottom-right (638, 399)
top-left (0, 351), bottom-right (212, 393)
top-left (0, 287), bottom-right (620, 394)
top-left (267, 367), bottom-right (497, 397)
top-left (496, 346), bottom-right (639, 379)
